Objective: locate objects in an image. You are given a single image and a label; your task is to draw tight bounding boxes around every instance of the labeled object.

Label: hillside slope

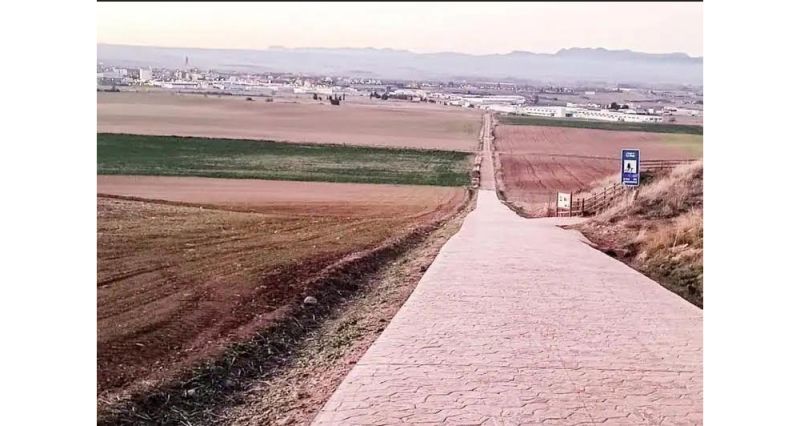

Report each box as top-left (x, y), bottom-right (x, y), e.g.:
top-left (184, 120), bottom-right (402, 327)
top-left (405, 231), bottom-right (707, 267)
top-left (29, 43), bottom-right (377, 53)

top-left (574, 161), bottom-right (703, 307)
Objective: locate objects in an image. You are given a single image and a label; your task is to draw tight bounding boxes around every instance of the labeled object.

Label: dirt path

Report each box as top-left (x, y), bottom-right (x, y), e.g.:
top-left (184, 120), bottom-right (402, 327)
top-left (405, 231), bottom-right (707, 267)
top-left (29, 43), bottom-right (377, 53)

top-left (312, 190), bottom-right (702, 424)
top-left (479, 113), bottom-right (496, 190)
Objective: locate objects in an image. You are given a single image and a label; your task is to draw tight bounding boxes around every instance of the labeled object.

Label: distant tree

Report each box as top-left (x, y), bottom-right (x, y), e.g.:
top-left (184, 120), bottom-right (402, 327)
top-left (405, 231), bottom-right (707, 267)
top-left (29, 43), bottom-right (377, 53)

top-left (610, 102), bottom-right (620, 110)
top-left (312, 93), bottom-right (319, 100)
top-left (381, 93), bottom-right (388, 100)
top-left (621, 104), bottom-right (629, 109)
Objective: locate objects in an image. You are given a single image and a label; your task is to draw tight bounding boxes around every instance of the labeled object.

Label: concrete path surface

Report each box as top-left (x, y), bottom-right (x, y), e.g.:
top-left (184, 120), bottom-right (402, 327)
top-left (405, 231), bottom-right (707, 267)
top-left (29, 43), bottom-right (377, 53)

top-left (312, 190), bottom-right (703, 425)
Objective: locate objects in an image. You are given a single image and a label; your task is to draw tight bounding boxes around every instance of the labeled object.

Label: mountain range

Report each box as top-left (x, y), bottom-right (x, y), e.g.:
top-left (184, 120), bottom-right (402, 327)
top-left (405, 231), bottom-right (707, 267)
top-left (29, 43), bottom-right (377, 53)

top-left (97, 44), bottom-right (703, 86)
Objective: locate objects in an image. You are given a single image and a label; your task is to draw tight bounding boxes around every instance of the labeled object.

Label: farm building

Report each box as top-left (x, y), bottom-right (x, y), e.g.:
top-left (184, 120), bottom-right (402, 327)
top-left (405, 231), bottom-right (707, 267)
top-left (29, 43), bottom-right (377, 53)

top-left (482, 104), bottom-right (518, 113)
top-left (571, 109), bottom-right (663, 123)
top-left (461, 95), bottom-right (526, 107)
top-left (518, 106), bottom-right (568, 118)
top-left (509, 105), bottom-right (663, 123)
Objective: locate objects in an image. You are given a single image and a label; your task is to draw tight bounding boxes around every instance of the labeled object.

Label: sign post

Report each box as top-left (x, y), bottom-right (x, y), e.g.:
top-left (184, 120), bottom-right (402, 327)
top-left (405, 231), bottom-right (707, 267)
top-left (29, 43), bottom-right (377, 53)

top-left (621, 149), bottom-right (640, 187)
top-left (557, 192), bottom-right (571, 216)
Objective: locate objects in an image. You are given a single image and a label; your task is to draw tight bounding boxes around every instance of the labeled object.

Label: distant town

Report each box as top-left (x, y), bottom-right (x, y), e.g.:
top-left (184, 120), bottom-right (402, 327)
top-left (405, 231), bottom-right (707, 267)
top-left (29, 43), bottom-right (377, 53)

top-left (98, 60), bottom-right (703, 125)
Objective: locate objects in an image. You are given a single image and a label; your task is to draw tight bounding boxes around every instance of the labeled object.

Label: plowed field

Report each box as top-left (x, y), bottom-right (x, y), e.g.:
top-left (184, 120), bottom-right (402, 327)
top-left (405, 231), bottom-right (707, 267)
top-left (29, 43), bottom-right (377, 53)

top-left (97, 176), bottom-right (467, 401)
top-left (494, 125), bottom-right (702, 215)
top-left (97, 92), bottom-right (481, 152)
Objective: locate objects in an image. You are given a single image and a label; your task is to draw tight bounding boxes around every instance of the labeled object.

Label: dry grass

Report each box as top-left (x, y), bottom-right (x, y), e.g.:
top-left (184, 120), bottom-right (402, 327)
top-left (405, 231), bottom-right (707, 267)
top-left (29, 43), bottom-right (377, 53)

top-left (638, 160), bottom-right (703, 207)
top-left (575, 160), bottom-right (703, 307)
top-left (636, 208), bottom-right (703, 259)
top-left (596, 160), bottom-right (703, 221)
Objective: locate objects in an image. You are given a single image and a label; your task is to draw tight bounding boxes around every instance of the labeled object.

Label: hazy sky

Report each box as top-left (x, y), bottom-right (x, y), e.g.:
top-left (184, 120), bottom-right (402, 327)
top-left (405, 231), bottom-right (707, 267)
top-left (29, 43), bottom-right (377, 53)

top-left (97, 2), bottom-right (703, 57)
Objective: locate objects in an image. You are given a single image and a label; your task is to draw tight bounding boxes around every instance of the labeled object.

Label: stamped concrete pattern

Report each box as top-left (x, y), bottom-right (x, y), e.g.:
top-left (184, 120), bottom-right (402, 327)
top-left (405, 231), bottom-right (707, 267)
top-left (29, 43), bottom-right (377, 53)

top-left (312, 188), bottom-right (702, 425)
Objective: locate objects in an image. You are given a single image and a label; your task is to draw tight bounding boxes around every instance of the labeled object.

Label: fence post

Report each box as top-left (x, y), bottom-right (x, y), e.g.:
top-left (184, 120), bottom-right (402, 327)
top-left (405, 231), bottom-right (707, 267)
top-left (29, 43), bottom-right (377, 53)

top-left (581, 198), bottom-right (585, 215)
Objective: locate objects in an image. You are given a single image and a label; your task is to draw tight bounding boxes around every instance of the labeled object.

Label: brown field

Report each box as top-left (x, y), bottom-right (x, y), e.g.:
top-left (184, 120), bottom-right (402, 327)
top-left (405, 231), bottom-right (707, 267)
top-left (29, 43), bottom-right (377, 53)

top-left (97, 176), bottom-right (467, 401)
top-left (494, 125), bottom-right (701, 215)
top-left (97, 92), bottom-right (481, 151)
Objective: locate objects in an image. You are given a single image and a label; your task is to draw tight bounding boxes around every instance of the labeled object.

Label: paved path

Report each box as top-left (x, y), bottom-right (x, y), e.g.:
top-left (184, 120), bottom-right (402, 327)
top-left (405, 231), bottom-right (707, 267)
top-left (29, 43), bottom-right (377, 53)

top-left (313, 190), bottom-right (702, 425)
top-left (313, 114), bottom-right (702, 425)
top-left (479, 113), bottom-right (496, 191)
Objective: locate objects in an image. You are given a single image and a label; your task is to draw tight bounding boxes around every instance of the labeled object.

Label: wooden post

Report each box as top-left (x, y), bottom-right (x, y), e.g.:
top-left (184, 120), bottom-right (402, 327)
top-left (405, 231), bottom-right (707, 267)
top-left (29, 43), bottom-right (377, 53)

top-left (581, 198), bottom-right (585, 216)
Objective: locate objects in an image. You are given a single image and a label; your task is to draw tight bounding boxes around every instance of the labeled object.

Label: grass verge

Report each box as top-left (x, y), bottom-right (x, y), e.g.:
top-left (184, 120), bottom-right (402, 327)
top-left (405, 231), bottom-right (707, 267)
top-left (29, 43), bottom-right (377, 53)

top-left (98, 133), bottom-right (472, 186)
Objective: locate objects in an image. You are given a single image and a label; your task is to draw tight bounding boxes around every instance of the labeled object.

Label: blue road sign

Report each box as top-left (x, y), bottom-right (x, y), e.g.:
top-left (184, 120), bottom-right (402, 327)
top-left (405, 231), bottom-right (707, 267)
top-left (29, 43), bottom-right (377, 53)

top-left (621, 149), bottom-right (640, 186)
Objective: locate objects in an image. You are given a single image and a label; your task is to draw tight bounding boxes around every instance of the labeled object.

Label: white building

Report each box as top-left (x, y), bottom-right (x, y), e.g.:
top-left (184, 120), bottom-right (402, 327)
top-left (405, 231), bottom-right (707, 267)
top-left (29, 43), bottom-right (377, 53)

top-left (138, 69), bottom-right (153, 82)
top-left (510, 105), bottom-right (662, 123)
top-left (571, 109), bottom-right (663, 123)
top-left (157, 81), bottom-right (203, 90)
top-left (391, 89), bottom-right (429, 98)
top-left (482, 104), bottom-right (517, 114)
top-left (518, 106), bottom-right (567, 118)
top-left (461, 95), bottom-right (526, 107)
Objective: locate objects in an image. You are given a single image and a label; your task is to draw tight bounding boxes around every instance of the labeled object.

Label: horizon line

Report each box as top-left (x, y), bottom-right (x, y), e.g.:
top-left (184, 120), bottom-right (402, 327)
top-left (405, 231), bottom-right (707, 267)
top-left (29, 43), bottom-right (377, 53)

top-left (96, 41), bottom-right (703, 60)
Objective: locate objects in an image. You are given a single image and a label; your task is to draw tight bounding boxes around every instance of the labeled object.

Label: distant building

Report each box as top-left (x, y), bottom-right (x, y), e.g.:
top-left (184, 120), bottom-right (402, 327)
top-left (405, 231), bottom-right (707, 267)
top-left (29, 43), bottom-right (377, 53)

top-left (518, 106), bottom-right (567, 118)
top-left (138, 69), bottom-right (153, 82)
top-left (571, 109), bottom-right (663, 123)
top-left (460, 95), bottom-right (525, 107)
top-left (507, 105), bottom-right (663, 123)
top-left (482, 104), bottom-right (517, 114)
